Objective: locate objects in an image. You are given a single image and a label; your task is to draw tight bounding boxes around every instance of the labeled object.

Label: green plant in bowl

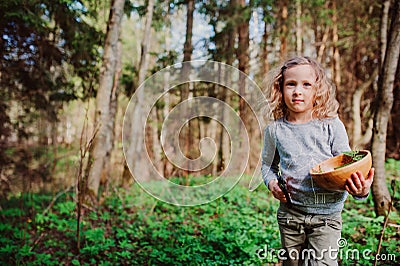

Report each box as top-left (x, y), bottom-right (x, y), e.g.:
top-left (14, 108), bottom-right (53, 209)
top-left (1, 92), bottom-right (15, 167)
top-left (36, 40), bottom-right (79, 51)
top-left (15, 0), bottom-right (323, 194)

top-left (334, 151), bottom-right (366, 170)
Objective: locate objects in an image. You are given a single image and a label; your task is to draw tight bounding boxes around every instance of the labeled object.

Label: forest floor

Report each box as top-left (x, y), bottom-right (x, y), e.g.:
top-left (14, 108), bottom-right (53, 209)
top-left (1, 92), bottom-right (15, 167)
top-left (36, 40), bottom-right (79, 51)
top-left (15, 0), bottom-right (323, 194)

top-left (0, 159), bottom-right (399, 265)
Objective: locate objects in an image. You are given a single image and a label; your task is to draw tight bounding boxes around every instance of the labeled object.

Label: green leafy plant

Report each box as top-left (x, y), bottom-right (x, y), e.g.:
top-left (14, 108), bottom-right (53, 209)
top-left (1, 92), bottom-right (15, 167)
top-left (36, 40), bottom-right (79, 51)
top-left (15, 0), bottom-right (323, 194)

top-left (334, 150), bottom-right (366, 170)
top-left (1, 171), bottom-right (399, 265)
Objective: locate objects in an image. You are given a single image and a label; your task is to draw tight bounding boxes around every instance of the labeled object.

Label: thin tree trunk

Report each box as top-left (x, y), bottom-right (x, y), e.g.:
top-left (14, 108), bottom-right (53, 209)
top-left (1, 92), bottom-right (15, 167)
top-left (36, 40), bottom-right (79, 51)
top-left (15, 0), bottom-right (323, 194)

top-left (137, 1), bottom-right (154, 86)
top-left (279, 0), bottom-right (288, 60)
top-left (237, 0), bottom-right (256, 174)
top-left (183, 0), bottom-right (194, 66)
top-left (122, 0), bottom-right (155, 184)
top-left (220, 0), bottom-right (235, 174)
top-left (317, 26), bottom-right (330, 62)
top-left (296, 0), bottom-right (302, 55)
top-left (237, 0), bottom-right (250, 136)
top-left (160, 2), bottom-right (172, 178)
top-left (162, 53), bottom-right (172, 178)
top-left (51, 118), bottom-right (58, 174)
top-left (352, 68), bottom-right (378, 148)
top-left (380, 0), bottom-right (390, 65)
top-left (210, 119), bottom-right (219, 176)
top-left (372, 0), bottom-right (400, 216)
top-left (216, 63), bottom-right (224, 175)
top-left (387, 66), bottom-right (400, 158)
top-left (237, 0), bottom-right (250, 117)
top-left (332, 0), bottom-right (341, 89)
top-left (261, 10), bottom-right (269, 76)
top-left (181, 0), bottom-right (194, 176)
top-left (86, 0), bottom-right (125, 198)
top-left (152, 107), bottom-right (163, 173)
top-left (102, 39), bottom-right (122, 191)
top-left (249, 8), bottom-right (260, 76)
top-left (38, 111), bottom-right (48, 146)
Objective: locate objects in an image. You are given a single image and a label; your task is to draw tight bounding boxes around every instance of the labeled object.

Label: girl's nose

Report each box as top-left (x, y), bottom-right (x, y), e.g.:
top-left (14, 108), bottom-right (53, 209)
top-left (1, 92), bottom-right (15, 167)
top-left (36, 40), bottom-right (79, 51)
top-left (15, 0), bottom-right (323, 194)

top-left (293, 86), bottom-right (302, 94)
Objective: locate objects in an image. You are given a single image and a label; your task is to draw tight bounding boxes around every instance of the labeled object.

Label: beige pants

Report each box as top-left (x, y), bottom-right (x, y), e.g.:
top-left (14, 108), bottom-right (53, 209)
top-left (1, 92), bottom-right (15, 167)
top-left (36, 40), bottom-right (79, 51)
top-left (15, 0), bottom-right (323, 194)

top-left (277, 205), bottom-right (342, 266)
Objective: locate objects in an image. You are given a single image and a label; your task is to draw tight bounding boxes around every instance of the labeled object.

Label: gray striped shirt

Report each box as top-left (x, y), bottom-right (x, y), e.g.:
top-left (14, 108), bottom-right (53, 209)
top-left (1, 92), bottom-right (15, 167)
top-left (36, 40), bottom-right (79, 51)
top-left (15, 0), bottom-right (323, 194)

top-left (262, 117), bottom-right (351, 214)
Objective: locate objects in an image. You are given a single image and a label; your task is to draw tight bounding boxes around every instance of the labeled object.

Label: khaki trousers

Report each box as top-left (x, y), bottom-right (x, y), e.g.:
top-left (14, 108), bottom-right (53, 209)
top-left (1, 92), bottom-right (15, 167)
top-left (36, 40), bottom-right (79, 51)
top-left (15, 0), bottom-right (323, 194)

top-left (277, 205), bottom-right (342, 266)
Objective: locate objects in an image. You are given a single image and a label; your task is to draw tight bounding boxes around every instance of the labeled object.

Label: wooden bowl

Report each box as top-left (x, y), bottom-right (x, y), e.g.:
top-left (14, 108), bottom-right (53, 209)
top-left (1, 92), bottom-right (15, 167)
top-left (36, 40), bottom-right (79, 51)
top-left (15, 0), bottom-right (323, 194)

top-left (310, 150), bottom-right (372, 191)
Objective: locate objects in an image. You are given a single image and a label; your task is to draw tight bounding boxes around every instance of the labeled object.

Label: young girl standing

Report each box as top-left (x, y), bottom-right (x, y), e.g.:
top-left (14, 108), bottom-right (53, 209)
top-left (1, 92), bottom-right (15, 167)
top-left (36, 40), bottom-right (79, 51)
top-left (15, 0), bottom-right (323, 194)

top-left (261, 56), bottom-right (374, 265)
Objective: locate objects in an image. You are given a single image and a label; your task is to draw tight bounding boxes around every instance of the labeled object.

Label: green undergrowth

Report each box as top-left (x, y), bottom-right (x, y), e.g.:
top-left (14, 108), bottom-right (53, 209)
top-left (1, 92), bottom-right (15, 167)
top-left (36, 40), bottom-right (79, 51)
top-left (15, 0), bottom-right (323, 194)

top-left (0, 176), bottom-right (399, 265)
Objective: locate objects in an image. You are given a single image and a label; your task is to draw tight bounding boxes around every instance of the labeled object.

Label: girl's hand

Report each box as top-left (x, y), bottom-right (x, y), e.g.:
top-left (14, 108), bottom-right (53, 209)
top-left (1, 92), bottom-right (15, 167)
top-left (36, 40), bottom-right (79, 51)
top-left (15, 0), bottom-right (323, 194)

top-left (268, 179), bottom-right (288, 202)
top-left (345, 168), bottom-right (374, 197)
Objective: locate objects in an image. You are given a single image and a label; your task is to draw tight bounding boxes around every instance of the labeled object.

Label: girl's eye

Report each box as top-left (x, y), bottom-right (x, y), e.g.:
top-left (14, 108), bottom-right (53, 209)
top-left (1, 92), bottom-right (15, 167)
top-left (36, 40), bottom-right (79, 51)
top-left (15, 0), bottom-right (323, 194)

top-left (304, 82), bottom-right (312, 87)
top-left (286, 82), bottom-right (295, 86)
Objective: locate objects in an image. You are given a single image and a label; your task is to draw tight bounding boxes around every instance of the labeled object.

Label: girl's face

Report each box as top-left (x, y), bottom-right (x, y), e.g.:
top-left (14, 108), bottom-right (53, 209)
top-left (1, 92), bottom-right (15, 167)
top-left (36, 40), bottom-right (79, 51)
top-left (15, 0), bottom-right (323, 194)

top-left (282, 65), bottom-right (317, 122)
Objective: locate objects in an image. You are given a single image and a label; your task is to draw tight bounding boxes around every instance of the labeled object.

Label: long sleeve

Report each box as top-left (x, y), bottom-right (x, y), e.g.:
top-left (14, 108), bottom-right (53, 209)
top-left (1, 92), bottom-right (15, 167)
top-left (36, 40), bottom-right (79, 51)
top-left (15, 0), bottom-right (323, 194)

top-left (260, 117), bottom-right (356, 214)
top-left (328, 117), bottom-right (351, 156)
top-left (261, 125), bottom-right (280, 189)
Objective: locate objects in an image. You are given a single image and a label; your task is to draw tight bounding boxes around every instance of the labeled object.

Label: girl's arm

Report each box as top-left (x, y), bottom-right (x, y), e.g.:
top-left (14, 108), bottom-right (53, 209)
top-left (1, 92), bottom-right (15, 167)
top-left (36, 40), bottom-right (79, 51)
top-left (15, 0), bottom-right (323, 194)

top-left (261, 125), bottom-right (280, 188)
top-left (262, 125), bottom-right (289, 202)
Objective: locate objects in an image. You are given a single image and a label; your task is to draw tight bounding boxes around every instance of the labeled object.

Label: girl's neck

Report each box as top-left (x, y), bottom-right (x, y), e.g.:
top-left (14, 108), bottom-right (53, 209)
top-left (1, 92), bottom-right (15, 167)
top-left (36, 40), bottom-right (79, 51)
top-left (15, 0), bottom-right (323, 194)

top-left (285, 112), bottom-right (314, 124)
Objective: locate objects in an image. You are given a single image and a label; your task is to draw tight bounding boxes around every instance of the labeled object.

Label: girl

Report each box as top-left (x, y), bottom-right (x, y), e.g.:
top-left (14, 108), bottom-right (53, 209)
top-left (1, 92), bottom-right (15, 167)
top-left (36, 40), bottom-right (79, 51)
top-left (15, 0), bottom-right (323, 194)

top-left (261, 56), bottom-right (374, 265)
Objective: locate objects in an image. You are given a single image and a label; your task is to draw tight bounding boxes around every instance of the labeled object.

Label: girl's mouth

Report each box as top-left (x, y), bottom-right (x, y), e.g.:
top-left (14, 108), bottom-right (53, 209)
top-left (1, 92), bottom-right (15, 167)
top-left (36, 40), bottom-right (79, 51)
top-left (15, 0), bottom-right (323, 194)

top-left (292, 99), bottom-right (304, 103)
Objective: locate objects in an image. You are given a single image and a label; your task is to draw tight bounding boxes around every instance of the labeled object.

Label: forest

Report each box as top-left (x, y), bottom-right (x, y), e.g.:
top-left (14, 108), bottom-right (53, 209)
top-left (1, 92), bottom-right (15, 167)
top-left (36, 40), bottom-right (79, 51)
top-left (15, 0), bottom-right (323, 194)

top-left (0, 0), bottom-right (399, 265)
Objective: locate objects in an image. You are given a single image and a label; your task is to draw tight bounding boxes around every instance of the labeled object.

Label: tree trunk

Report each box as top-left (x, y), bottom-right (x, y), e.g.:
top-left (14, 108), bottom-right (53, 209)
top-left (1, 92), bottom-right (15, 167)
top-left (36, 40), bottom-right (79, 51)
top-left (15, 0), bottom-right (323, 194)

top-left (86, 0), bottom-right (125, 198)
top-left (183, 0), bottom-right (194, 66)
top-left (158, 3), bottom-right (172, 177)
top-left (279, 0), bottom-right (288, 60)
top-left (261, 9), bottom-right (269, 77)
top-left (387, 64), bottom-right (400, 159)
top-left (295, 0), bottom-right (302, 55)
top-left (181, 0), bottom-right (195, 176)
top-left (137, 1), bottom-right (154, 86)
top-left (237, 0), bottom-right (250, 119)
top-left (331, 0), bottom-right (341, 89)
top-left (220, 0), bottom-right (235, 175)
top-left (352, 68), bottom-right (378, 148)
top-left (237, 1), bottom-right (249, 136)
top-left (102, 39), bottom-right (122, 191)
top-left (237, 0), bottom-right (257, 174)
top-left (380, 0), bottom-right (390, 65)
top-left (51, 117), bottom-right (58, 174)
top-left (162, 20), bottom-right (172, 177)
top-left (372, 0), bottom-right (400, 216)
top-left (210, 119), bottom-right (219, 176)
top-left (122, 0), bottom-right (155, 184)
top-left (317, 26), bottom-right (330, 62)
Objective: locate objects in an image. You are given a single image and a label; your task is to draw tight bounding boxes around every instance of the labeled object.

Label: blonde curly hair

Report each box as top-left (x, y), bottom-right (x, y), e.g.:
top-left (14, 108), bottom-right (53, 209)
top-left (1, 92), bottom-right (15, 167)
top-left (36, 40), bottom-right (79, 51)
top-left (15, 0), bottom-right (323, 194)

top-left (264, 56), bottom-right (339, 121)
